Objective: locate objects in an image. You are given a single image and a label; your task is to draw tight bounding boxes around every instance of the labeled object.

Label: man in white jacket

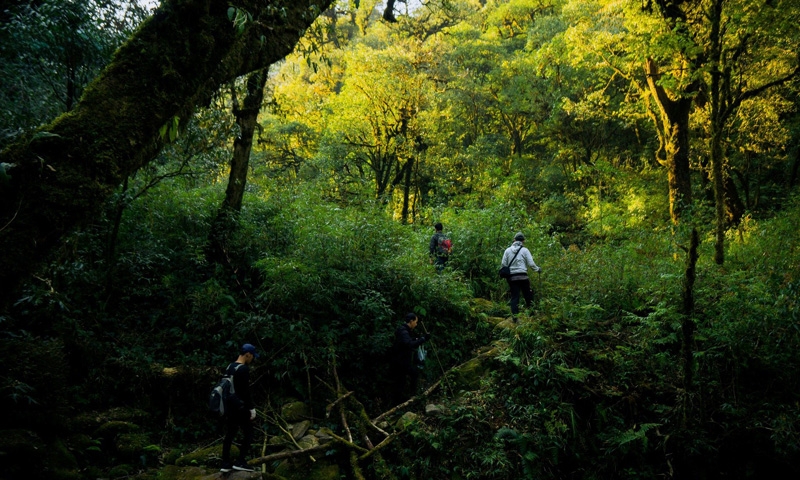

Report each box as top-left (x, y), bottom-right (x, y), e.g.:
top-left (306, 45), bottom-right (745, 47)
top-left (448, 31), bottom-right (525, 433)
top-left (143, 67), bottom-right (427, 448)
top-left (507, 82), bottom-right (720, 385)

top-left (501, 232), bottom-right (541, 321)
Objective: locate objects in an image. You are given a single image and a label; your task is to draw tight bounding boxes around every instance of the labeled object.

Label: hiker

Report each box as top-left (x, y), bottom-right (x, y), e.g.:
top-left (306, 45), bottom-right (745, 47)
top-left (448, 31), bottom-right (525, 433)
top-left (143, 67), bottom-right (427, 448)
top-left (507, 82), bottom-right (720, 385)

top-left (220, 343), bottom-right (259, 473)
top-left (501, 232), bottom-right (541, 320)
top-left (389, 312), bottom-right (430, 405)
top-left (429, 222), bottom-right (451, 272)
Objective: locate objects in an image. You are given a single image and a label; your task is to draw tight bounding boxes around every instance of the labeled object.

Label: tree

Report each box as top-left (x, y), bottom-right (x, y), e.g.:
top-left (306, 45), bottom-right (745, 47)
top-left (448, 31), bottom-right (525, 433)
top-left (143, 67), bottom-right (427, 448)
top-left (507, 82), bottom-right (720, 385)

top-left (0, 0), bottom-right (334, 307)
top-left (323, 39), bottom-right (432, 219)
top-left (700, 0), bottom-right (800, 263)
top-left (0, 0), bottom-right (147, 148)
top-left (208, 68), bottom-right (270, 265)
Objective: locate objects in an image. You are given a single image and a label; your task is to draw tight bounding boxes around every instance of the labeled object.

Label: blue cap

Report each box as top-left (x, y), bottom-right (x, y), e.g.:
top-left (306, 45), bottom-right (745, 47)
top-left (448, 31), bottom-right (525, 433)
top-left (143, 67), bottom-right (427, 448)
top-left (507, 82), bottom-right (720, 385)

top-left (241, 343), bottom-right (260, 359)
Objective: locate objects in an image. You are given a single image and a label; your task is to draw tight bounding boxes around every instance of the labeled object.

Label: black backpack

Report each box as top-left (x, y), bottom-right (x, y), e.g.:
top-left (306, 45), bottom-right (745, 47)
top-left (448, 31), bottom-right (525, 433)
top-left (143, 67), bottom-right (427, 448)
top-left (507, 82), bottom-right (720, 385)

top-left (208, 363), bottom-right (243, 417)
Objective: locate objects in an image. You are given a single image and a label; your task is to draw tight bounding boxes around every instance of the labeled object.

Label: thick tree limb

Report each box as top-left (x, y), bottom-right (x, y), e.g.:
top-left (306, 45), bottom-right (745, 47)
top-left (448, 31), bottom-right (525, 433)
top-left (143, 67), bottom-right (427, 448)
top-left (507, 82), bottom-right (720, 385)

top-left (249, 443), bottom-right (330, 466)
top-left (0, 0), bottom-right (333, 307)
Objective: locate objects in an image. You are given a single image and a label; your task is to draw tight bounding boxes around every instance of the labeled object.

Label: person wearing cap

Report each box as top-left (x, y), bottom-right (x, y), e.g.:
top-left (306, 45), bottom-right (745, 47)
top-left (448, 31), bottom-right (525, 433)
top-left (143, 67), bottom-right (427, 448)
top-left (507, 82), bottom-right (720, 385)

top-left (501, 232), bottom-right (541, 321)
top-left (388, 312), bottom-right (430, 405)
top-left (220, 343), bottom-right (259, 473)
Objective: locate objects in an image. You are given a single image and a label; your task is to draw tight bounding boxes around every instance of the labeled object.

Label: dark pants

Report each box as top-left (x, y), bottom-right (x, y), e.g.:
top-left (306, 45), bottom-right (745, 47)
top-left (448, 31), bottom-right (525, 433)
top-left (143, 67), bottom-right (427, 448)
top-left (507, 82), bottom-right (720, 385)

top-left (507, 277), bottom-right (534, 314)
top-left (434, 256), bottom-right (447, 273)
top-left (389, 361), bottom-right (419, 405)
top-left (222, 408), bottom-right (253, 463)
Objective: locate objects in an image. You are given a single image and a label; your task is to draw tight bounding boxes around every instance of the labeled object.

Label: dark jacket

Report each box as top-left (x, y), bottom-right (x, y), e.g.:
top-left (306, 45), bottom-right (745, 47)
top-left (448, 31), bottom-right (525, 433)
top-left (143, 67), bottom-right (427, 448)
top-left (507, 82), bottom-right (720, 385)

top-left (429, 232), bottom-right (448, 258)
top-left (226, 362), bottom-right (254, 411)
top-left (391, 323), bottom-right (426, 366)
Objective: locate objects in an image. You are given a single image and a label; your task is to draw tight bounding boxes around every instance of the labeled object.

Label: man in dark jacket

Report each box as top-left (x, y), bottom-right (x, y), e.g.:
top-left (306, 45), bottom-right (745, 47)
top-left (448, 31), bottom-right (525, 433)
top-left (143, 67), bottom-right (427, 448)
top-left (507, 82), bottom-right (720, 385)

top-left (429, 222), bottom-right (449, 272)
top-left (220, 343), bottom-right (259, 473)
top-left (389, 313), bottom-right (430, 405)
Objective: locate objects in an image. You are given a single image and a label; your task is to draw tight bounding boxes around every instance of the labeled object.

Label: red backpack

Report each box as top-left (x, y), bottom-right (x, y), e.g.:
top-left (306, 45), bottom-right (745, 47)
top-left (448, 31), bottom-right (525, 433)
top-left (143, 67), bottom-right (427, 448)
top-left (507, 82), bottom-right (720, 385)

top-left (438, 236), bottom-right (452, 255)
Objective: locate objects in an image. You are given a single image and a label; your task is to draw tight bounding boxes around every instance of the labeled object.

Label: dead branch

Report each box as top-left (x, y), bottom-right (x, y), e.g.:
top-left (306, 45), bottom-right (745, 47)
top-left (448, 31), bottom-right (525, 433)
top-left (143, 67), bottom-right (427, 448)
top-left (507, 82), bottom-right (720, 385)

top-left (371, 379), bottom-right (442, 425)
top-left (249, 443), bottom-right (330, 466)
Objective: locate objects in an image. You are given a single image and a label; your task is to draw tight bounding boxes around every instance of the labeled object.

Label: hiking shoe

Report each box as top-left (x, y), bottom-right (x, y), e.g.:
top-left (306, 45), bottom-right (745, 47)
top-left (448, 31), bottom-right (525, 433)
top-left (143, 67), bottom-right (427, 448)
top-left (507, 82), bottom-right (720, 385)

top-left (233, 461), bottom-right (255, 472)
top-left (219, 461), bottom-right (233, 473)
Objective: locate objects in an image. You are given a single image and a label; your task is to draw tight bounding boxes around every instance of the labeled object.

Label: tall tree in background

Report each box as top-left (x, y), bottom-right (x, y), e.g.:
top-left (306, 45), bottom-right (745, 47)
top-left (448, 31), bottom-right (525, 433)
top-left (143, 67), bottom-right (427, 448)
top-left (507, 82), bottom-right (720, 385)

top-left (702, 0), bottom-right (800, 264)
top-left (0, 0), bottom-right (334, 307)
top-left (324, 38), bottom-right (432, 215)
top-left (208, 68), bottom-right (269, 265)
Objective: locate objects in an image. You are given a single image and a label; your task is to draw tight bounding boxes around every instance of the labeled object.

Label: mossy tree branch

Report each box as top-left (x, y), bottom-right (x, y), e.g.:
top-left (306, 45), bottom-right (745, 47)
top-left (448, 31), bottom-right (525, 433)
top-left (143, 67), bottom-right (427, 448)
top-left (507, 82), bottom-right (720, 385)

top-left (0, 0), bottom-right (334, 307)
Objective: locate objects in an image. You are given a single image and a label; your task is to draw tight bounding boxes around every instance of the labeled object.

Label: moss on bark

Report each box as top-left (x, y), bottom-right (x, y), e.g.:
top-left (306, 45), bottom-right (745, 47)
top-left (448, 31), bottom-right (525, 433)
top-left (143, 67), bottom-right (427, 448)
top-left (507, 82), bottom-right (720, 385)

top-left (0, 0), bottom-right (334, 308)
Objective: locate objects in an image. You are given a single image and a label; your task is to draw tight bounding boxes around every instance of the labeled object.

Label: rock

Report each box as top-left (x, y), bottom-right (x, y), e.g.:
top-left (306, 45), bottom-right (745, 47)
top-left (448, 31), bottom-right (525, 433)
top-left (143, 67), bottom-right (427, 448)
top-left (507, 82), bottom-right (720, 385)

top-left (314, 430), bottom-right (333, 444)
top-left (395, 412), bottom-right (418, 429)
top-left (297, 434), bottom-right (319, 450)
top-left (281, 401), bottom-right (310, 423)
top-left (94, 420), bottom-right (140, 441)
top-left (275, 458), bottom-right (338, 480)
top-left (485, 316), bottom-right (507, 326)
top-left (291, 419), bottom-right (312, 440)
top-left (116, 431), bottom-right (151, 457)
top-left (175, 445), bottom-right (233, 467)
top-left (424, 404), bottom-right (449, 416)
top-left (451, 356), bottom-right (492, 391)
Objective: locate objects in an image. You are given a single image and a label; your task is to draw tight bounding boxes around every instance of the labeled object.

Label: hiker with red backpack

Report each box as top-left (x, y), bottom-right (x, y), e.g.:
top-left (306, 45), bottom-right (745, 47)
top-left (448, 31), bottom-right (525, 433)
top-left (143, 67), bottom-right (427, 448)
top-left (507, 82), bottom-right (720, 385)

top-left (429, 222), bottom-right (451, 273)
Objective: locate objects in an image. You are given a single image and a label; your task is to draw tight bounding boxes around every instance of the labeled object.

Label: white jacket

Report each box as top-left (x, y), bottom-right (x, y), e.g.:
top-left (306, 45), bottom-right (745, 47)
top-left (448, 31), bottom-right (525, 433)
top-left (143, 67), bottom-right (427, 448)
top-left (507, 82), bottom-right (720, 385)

top-left (501, 241), bottom-right (540, 275)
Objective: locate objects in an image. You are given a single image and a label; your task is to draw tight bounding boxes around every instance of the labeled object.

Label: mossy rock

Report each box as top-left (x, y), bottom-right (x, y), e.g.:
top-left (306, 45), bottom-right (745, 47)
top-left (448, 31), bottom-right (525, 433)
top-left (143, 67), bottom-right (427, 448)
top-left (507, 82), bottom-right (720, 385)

top-left (451, 356), bottom-right (492, 391)
top-left (175, 445), bottom-right (234, 467)
top-left (296, 434), bottom-right (319, 450)
top-left (469, 297), bottom-right (496, 314)
top-left (44, 438), bottom-right (80, 475)
top-left (71, 407), bottom-right (149, 432)
top-left (290, 420), bottom-right (312, 440)
top-left (394, 412), bottom-right (418, 429)
top-left (117, 432), bottom-right (152, 457)
top-left (281, 401), bottom-right (310, 423)
top-left (274, 458), bottom-right (338, 480)
top-left (108, 463), bottom-right (136, 477)
top-left (0, 429), bottom-right (42, 462)
top-left (156, 465), bottom-right (210, 480)
top-left (95, 420), bottom-right (141, 438)
top-left (268, 435), bottom-right (288, 446)
top-left (485, 316), bottom-right (507, 327)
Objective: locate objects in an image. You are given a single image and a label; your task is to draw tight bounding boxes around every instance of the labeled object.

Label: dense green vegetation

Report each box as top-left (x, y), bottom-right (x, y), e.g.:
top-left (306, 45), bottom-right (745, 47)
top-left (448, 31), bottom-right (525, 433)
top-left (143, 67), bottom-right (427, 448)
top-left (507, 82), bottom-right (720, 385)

top-left (1, 0), bottom-right (799, 479)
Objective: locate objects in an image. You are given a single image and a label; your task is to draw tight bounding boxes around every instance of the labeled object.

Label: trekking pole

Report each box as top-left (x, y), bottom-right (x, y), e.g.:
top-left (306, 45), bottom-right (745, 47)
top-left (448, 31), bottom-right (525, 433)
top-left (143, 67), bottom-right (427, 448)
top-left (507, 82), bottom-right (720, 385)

top-left (538, 270), bottom-right (541, 305)
top-left (419, 320), bottom-right (454, 397)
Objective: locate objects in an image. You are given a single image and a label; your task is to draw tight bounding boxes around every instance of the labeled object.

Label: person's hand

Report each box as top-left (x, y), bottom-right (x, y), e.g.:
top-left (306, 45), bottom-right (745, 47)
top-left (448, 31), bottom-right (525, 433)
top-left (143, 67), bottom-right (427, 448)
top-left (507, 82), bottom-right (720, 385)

top-left (249, 409), bottom-right (256, 420)
top-left (536, 266), bottom-right (542, 273)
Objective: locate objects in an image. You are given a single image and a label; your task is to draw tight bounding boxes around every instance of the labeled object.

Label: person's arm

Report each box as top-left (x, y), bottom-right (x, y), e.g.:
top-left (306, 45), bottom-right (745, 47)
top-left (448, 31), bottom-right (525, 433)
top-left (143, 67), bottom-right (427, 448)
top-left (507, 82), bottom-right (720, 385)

top-left (524, 248), bottom-right (540, 272)
top-left (429, 234), bottom-right (438, 257)
top-left (398, 325), bottom-right (426, 348)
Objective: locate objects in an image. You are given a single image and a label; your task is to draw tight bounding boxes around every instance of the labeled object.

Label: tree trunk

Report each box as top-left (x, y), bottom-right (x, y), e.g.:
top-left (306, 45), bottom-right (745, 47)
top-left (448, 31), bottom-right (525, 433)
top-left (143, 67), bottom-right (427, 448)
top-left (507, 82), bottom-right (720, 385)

top-left (680, 228), bottom-right (699, 424)
top-left (208, 69), bottom-right (269, 264)
top-left (789, 146), bottom-right (799, 189)
top-left (645, 58), bottom-right (693, 223)
top-left (400, 157), bottom-right (414, 224)
top-left (724, 172), bottom-right (745, 225)
top-left (709, 0), bottom-right (727, 264)
top-left (0, 0), bottom-right (334, 307)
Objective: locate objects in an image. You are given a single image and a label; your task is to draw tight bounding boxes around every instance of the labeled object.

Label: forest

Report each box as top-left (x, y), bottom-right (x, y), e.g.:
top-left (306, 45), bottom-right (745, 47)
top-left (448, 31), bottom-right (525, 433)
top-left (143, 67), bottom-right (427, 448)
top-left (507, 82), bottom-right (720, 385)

top-left (1, 0), bottom-right (799, 479)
